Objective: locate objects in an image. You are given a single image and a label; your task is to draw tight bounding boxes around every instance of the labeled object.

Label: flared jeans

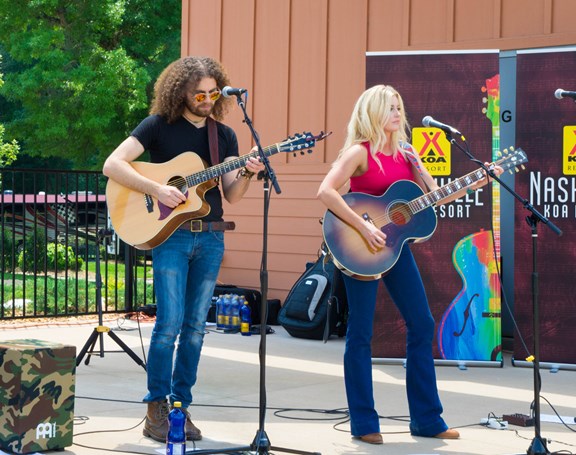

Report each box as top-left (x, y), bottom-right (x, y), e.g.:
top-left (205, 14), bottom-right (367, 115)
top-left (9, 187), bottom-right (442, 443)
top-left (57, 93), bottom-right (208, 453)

top-left (343, 246), bottom-right (448, 437)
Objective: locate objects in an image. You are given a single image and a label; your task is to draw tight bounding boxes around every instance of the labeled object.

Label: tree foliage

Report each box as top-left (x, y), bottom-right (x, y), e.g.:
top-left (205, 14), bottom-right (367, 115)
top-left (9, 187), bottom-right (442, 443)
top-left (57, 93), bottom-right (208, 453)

top-left (0, 124), bottom-right (19, 168)
top-left (0, 0), bottom-right (180, 169)
top-left (0, 58), bottom-right (19, 168)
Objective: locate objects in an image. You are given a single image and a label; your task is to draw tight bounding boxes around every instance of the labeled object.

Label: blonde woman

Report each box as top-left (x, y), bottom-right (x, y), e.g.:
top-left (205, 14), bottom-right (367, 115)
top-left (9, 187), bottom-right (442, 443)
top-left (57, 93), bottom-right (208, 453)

top-left (318, 85), bottom-right (501, 445)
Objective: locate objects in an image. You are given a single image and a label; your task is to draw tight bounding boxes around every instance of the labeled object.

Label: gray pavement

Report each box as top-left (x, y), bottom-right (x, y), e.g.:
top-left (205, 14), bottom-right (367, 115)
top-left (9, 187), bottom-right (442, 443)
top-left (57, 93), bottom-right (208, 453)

top-left (1, 315), bottom-right (575, 455)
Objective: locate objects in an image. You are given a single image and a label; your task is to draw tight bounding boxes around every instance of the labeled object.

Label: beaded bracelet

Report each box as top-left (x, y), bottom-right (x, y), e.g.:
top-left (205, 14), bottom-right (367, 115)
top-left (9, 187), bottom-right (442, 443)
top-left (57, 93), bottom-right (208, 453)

top-left (237, 167), bottom-right (255, 180)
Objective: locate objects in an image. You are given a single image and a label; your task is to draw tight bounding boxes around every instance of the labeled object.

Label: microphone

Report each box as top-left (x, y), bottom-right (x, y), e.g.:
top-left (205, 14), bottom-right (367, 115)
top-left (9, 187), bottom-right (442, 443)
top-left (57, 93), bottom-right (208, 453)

top-left (422, 116), bottom-right (462, 136)
top-left (222, 86), bottom-right (247, 97)
top-left (554, 88), bottom-right (576, 100)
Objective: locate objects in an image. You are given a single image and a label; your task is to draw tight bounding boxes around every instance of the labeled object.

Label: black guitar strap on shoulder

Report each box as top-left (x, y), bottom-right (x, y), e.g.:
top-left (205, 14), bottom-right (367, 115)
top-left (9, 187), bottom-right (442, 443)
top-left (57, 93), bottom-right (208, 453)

top-left (207, 116), bottom-right (219, 166)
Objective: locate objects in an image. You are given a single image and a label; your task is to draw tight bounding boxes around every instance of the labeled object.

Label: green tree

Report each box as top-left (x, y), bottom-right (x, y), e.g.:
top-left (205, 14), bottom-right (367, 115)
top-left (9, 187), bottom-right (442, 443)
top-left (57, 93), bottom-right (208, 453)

top-left (0, 57), bottom-right (19, 168)
top-left (0, 0), bottom-right (180, 170)
top-left (0, 124), bottom-right (18, 168)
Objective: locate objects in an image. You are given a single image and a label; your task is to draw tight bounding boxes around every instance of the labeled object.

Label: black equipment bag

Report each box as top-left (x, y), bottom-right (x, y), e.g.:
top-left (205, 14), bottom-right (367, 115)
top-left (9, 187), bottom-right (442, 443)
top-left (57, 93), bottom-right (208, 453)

top-left (278, 250), bottom-right (347, 342)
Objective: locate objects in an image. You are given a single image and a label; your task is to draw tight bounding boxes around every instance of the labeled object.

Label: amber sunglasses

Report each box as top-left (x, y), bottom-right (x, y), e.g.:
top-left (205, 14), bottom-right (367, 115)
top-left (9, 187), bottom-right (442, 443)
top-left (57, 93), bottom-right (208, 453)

top-left (193, 90), bottom-right (221, 103)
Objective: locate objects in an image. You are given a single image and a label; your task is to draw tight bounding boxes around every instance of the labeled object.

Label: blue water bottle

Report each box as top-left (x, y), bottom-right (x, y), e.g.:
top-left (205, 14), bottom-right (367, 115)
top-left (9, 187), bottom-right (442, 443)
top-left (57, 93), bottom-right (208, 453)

top-left (231, 294), bottom-right (241, 331)
top-left (166, 401), bottom-right (186, 455)
top-left (222, 294), bottom-right (232, 329)
top-left (216, 295), bottom-right (225, 330)
top-left (240, 299), bottom-right (252, 336)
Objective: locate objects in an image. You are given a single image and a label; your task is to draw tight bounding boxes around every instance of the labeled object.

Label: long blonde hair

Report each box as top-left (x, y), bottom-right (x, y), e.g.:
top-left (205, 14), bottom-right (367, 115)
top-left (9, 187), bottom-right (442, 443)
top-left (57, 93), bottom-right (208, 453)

top-left (339, 85), bottom-right (410, 168)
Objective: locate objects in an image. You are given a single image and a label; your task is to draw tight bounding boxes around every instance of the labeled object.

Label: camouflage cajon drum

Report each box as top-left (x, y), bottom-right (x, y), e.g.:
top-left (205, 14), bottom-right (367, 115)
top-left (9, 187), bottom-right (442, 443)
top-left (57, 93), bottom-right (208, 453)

top-left (0, 339), bottom-right (75, 454)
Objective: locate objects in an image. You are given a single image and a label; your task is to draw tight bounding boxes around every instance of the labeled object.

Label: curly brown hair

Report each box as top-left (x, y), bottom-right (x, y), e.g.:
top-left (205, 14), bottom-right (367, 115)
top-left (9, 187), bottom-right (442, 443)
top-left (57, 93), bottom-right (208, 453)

top-left (150, 56), bottom-right (234, 123)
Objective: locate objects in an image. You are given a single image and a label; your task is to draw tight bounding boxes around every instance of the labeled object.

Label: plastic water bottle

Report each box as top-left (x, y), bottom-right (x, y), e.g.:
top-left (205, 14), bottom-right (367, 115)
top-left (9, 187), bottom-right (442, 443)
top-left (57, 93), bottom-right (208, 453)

top-left (222, 294), bottom-right (232, 329)
top-left (240, 300), bottom-right (252, 336)
top-left (231, 294), bottom-right (241, 331)
top-left (166, 401), bottom-right (186, 455)
top-left (216, 295), bottom-right (225, 330)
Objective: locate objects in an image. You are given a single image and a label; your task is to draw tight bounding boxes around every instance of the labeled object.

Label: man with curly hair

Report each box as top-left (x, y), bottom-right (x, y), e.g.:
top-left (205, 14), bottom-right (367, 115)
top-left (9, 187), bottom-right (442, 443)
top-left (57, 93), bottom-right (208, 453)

top-left (103, 56), bottom-right (264, 442)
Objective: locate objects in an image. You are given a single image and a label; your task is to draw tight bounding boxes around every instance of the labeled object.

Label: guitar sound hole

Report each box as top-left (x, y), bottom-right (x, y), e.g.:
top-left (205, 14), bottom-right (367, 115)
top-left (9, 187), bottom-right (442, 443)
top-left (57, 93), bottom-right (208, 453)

top-left (388, 202), bottom-right (411, 225)
top-left (167, 176), bottom-right (188, 194)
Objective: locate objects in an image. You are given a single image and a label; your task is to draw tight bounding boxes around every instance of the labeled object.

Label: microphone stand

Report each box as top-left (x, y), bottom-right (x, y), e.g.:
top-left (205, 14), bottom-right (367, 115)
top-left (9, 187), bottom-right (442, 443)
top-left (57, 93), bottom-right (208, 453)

top-left (445, 133), bottom-right (562, 455)
top-left (76, 228), bottom-right (146, 370)
top-left (187, 92), bottom-right (320, 455)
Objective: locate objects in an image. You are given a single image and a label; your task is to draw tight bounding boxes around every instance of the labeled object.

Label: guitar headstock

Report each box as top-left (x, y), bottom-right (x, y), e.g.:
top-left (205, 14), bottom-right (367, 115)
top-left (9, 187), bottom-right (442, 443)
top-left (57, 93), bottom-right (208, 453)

top-left (493, 147), bottom-right (528, 174)
top-left (482, 74), bottom-right (500, 127)
top-left (278, 131), bottom-right (332, 156)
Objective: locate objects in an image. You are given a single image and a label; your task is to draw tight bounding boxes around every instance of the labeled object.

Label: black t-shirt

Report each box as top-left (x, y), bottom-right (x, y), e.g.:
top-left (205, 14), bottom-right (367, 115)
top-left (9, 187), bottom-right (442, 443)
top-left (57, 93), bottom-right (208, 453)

top-left (131, 115), bottom-right (239, 222)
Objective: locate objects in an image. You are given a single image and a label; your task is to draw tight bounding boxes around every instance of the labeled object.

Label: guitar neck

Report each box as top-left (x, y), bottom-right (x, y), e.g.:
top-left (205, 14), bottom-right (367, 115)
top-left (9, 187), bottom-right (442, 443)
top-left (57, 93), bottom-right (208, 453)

top-left (492, 127), bottom-right (501, 259)
top-left (409, 167), bottom-right (488, 213)
top-left (186, 143), bottom-right (280, 186)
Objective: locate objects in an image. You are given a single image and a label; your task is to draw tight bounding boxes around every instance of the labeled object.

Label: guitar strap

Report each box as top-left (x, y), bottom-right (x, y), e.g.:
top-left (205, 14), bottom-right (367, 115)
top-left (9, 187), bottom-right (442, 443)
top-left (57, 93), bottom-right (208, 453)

top-left (403, 144), bottom-right (431, 191)
top-left (207, 116), bottom-right (219, 166)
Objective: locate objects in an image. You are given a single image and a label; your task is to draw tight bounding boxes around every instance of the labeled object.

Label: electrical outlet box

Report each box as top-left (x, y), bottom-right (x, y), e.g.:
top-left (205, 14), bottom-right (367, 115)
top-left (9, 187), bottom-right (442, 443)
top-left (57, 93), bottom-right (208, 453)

top-left (503, 413), bottom-right (534, 427)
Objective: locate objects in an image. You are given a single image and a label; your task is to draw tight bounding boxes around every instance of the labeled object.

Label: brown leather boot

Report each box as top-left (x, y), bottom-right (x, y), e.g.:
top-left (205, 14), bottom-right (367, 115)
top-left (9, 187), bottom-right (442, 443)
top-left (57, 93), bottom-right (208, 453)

top-left (181, 407), bottom-right (202, 441)
top-left (143, 400), bottom-right (170, 442)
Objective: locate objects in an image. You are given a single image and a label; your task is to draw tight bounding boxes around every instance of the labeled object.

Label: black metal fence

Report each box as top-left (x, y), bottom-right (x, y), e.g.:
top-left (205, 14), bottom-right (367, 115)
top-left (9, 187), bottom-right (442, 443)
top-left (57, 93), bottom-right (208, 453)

top-left (0, 168), bottom-right (154, 320)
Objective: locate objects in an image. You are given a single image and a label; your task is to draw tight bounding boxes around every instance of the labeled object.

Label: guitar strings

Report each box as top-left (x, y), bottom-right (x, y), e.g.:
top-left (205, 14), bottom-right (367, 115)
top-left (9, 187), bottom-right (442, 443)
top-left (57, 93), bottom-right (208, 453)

top-left (160, 136), bottom-right (321, 190)
top-left (162, 157), bottom-right (252, 190)
top-left (368, 204), bottom-right (414, 228)
top-left (364, 150), bottom-right (522, 230)
top-left (163, 145), bottom-right (277, 189)
top-left (360, 175), bottom-right (476, 228)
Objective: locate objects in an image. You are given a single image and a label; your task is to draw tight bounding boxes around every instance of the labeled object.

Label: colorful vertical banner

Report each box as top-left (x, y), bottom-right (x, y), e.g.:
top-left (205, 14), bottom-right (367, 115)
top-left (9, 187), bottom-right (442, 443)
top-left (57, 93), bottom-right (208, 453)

top-left (514, 49), bottom-right (576, 365)
top-left (366, 51), bottom-right (502, 363)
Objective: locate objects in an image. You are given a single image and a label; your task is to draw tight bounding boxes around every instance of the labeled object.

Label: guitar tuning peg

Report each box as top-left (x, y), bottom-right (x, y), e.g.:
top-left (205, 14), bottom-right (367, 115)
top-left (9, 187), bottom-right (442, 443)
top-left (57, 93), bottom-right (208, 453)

top-left (521, 164), bottom-right (526, 170)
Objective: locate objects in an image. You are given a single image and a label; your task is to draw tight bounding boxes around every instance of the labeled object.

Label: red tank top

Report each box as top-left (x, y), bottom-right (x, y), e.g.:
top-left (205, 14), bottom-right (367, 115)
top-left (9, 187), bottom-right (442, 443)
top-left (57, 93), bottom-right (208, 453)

top-left (350, 142), bottom-right (415, 196)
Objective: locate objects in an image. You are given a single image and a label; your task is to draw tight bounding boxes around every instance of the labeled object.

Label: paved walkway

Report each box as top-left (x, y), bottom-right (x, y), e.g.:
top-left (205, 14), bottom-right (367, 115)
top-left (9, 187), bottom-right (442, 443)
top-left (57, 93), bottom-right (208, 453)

top-left (1, 316), bottom-right (575, 454)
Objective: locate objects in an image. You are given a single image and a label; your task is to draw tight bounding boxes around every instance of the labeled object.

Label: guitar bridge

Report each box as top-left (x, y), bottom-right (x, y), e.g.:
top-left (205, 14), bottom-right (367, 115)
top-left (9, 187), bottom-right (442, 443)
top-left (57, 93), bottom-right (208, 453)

top-left (144, 194), bottom-right (154, 213)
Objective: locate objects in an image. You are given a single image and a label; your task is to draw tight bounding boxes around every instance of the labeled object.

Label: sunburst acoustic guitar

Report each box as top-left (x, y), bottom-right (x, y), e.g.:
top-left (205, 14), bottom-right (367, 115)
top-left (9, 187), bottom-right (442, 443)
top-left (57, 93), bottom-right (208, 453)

top-left (322, 148), bottom-right (528, 279)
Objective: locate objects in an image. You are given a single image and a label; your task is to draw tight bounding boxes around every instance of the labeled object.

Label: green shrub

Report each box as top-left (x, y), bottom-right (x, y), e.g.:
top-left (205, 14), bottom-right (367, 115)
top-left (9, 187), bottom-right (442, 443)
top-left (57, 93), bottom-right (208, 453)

top-left (1, 230), bottom-right (18, 272)
top-left (17, 229), bottom-right (84, 272)
top-left (46, 243), bottom-right (84, 271)
top-left (17, 229), bottom-right (48, 272)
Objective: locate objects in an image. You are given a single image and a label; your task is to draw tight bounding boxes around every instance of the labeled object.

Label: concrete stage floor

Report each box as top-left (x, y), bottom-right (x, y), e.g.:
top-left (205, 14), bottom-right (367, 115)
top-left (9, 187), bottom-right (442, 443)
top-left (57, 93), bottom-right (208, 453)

top-left (1, 315), bottom-right (575, 455)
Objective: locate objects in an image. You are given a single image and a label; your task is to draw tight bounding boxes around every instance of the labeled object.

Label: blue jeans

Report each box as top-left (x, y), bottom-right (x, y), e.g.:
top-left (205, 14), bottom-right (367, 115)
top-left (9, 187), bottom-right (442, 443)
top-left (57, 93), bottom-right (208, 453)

top-left (143, 229), bottom-right (225, 408)
top-left (343, 246), bottom-right (448, 437)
